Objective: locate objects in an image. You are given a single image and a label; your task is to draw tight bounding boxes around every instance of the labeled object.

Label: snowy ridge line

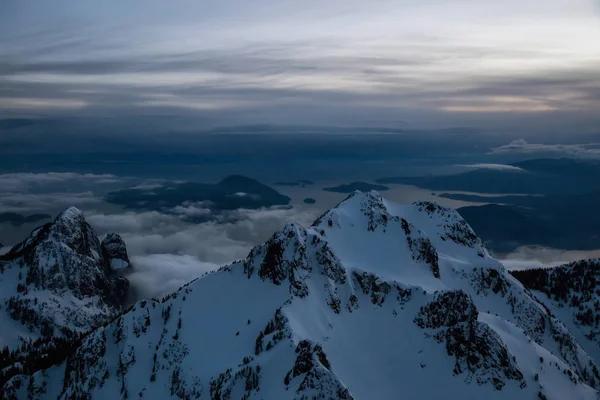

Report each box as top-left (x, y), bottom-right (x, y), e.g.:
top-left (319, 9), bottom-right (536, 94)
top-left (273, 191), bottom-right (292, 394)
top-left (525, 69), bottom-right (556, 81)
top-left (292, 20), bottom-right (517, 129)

top-left (2, 192), bottom-right (600, 399)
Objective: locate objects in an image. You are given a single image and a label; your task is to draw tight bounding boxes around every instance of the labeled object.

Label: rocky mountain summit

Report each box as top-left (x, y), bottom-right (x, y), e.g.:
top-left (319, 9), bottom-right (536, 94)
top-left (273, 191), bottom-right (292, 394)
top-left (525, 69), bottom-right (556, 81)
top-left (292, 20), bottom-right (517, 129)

top-left (2, 193), bottom-right (599, 400)
top-left (0, 207), bottom-right (131, 388)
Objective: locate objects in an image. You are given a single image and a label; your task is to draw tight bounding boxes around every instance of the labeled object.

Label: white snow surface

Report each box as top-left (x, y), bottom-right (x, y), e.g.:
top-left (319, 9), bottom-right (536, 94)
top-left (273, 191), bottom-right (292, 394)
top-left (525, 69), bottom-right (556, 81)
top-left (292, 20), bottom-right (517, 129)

top-left (3, 192), bottom-right (599, 399)
top-left (110, 258), bottom-right (130, 270)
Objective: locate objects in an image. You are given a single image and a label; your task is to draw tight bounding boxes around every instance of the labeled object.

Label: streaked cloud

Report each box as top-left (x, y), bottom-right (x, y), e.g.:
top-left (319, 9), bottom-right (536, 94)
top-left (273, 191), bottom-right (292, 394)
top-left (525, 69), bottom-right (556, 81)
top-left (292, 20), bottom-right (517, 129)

top-left (491, 139), bottom-right (600, 157)
top-left (0, 0), bottom-right (598, 130)
top-left (0, 191), bottom-right (102, 213)
top-left (0, 172), bottom-right (118, 191)
top-left (456, 163), bottom-right (524, 172)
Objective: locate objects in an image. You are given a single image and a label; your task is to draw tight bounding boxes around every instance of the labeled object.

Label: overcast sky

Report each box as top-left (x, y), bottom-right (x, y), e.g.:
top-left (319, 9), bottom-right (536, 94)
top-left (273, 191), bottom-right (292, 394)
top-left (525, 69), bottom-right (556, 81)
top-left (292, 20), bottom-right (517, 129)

top-left (1, 0), bottom-right (599, 131)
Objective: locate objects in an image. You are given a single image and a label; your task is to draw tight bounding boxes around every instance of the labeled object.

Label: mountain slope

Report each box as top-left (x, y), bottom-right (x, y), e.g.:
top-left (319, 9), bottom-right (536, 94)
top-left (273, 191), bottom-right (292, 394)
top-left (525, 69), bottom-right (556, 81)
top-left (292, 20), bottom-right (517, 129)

top-left (511, 259), bottom-right (600, 366)
top-left (3, 193), bottom-right (598, 400)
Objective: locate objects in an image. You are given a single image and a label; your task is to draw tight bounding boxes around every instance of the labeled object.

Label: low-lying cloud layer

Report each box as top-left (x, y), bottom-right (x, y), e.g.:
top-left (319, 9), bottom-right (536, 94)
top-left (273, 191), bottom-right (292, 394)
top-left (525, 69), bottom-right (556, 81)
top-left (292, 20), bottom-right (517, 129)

top-left (3, 170), bottom-right (600, 300)
top-left (0, 191), bottom-right (101, 213)
top-left (127, 254), bottom-right (218, 301)
top-left (456, 163), bottom-right (524, 172)
top-left (87, 205), bottom-right (321, 298)
top-left (0, 172), bottom-right (131, 213)
top-left (0, 172), bottom-right (119, 192)
top-left (498, 245), bottom-right (600, 271)
top-left (0, 171), bottom-right (323, 298)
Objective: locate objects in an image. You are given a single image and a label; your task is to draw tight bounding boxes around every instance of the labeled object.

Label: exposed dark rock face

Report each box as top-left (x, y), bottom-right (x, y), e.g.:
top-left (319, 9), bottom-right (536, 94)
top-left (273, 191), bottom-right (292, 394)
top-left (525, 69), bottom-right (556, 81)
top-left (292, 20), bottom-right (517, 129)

top-left (246, 223), bottom-right (311, 298)
top-left (415, 290), bottom-right (526, 390)
top-left (401, 218), bottom-right (440, 278)
top-left (258, 240), bottom-right (286, 284)
top-left (414, 201), bottom-right (486, 256)
top-left (285, 340), bottom-right (354, 400)
top-left (512, 259), bottom-right (600, 372)
top-left (101, 233), bottom-right (131, 271)
top-left (1, 208), bottom-right (130, 310)
top-left (470, 267), bottom-right (511, 296)
top-left (511, 259), bottom-right (600, 305)
top-left (0, 207), bottom-right (132, 390)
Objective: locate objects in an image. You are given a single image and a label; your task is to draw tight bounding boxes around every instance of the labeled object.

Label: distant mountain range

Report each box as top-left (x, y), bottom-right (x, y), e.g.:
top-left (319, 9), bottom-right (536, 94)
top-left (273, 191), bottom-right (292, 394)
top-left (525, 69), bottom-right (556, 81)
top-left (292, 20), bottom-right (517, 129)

top-left (2, 192), bottom-right (599, 399)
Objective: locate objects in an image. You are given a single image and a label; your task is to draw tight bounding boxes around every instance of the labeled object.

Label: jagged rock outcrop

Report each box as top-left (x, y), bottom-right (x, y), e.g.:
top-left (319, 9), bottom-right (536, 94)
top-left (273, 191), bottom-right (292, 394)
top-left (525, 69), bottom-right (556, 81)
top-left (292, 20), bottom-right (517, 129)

top-left (0, 207), bottom-right (132, 391)
top-left (101, 232), bottom-right (131, 271)
top-left (415, 290), bottom-right (525, 389)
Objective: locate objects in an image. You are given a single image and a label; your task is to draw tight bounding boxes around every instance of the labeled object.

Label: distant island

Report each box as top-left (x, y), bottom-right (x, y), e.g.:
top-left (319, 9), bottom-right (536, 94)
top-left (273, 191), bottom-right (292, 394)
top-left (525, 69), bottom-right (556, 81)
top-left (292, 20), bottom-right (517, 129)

top-left (323, 182), bottom-right (389, 193)
top-left (377, 158), bottom-right (600, 195)
top-left (455, 188), bottom-right (600, 253)
top-left (303, 197), bottom-right (316, 204)
top-left (372, 158), bottom-right (600, 253)
top-left (0, 213), bottom-right (52, 226)
top-left (106, 175), bottom-right (291, 221)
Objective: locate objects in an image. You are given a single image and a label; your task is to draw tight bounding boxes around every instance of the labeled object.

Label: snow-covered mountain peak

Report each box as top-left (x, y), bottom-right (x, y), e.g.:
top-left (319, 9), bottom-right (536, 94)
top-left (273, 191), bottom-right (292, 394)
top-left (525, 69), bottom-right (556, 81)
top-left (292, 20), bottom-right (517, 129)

top-left (55, 206), bottom-right (85, 224)
top-left (313, 192), bottom-right (486, 257)
top-left (49, 206), bottom-right (100, 258)
top-left (0, 207), bottom-right (131, 353)
top-left (312, 190), bottom-right (388, 231)
top-left (410, 200), bottom-right (486, 251)
top-left (3, 194), bottom-right (600, 400)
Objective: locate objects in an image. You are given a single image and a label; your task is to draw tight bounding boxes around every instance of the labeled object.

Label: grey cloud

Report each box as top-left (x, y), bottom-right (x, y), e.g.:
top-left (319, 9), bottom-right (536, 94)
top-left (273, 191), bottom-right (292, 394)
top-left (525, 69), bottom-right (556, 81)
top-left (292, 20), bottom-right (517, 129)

top-left (86, 211), bottom-right (177, 234)
top-left (1, 41), bottom-right (447, 77)
top-left (499, 246), bottom-right (600, 271)
top-left (0, 172), bottom-right (128, 213)
top-left (457, 71), bottom-right (600, 98)
top-left (491, 139), bottom-right (600, 158)
top-left (456, 163), bottom-right (524, 172)
top-left (0, 172), bottom-right (119, 192)
top-left (171, 202), bottom-right (213, 219)
top-left (128, 254), bottom-right (218, 299)
top-left (2, 39), bottom-right (599, 133)
top-left (87, 205), bottom-right (321, 299)
top-left (0, 191), bottom-right (102, 213)
top-left (1, 0), bottom-right (598, 130)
